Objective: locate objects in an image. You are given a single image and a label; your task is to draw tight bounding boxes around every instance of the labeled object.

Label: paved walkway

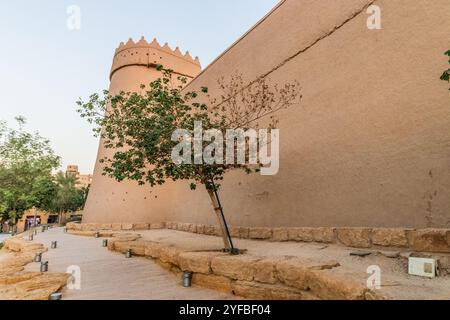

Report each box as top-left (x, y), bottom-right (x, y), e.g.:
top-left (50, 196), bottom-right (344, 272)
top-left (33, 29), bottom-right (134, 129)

top-left (24, 228), bottom-right (235, 300)
top-left (0, 234), bottom-right (10, 243)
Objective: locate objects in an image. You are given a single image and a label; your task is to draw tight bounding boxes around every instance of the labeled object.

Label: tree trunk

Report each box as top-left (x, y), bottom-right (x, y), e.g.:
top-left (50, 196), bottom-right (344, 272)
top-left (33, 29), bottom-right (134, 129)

top-left (207, 189), bottom-right (233, 251)
top-left (59, 209), bottom-right (63, 226)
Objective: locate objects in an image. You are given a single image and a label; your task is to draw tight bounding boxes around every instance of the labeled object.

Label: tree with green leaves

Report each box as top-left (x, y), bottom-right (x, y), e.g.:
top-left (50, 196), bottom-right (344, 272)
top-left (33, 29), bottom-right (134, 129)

top-left (441, 50), bottom-right (450, 89)
top-left (77, 67), bottom-right (301, 252)
top-left (0, 117), bottom-right (60, 228)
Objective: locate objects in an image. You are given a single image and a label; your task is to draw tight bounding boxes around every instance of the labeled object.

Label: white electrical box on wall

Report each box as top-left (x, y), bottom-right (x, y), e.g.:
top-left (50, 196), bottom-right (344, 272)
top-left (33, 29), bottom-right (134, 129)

top-left (408, 257), bottom-right (436, 278)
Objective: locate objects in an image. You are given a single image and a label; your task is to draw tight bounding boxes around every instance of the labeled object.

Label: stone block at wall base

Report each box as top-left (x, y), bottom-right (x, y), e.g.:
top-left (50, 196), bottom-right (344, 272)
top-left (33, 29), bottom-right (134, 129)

top-left (372, 228), bottom-right (409, 247)
top-left (249, 227), bottom-right (272, 240)
top-left (336, 228), bottom-right (372, 248)
top-left (411, 229), bottom-right (450, 253)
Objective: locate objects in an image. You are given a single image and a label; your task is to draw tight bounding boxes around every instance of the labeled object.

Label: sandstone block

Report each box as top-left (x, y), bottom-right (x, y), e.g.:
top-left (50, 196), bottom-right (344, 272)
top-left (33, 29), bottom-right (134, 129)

top-left (128, 241), bottom-right (147, 256)
top-left (196, 224), bottom-right (205, 234)
top-left (165, 222), bottom-right (175, 229)
top-left (305, 269), bottom-right (369, 300)
top-left (228, 226), bottom-right (241, 238)
top-left (150, 222), bottom-right (166, 229)
top-left (438, 256), bottom-right (450, 276)
top-left (67, 230), bottom-right (96, 237)
top-left (372, 228), bottom-right (409, 247)
top-left (133, 223), bottom-right (149, 230)
top-left (178, 252), bottom-right (224, 274)
top-left (112, 241), bottom-right (135, 253)
top-left (275, 258), bottom-right (311, 290)
top-left (238, 227), bottom-right (250, 239)
top-left (81, 223), bottom-right (95, 231)
top-left (249, 227), bottom-right (272, 240)
top-left (288, 228), bottom-right (314, 242)
top-left (0, 272), bottom-right (41, 285)
top-left (312, 227), bottom-right (336, 243)
top-left (204, 225), bottom-right (216, 236)
top-left (144, 242), bottom-right (164, 258)
top-left (253, 258), bottom-right (279, 284)
top-left (411, 229), bottom-right (450, 253)
top-left (111, 223), bottom-right (122, 231)
top-left (121, 223), bottom-right (134, 231)
top-left (231, 281), bottom-right (310, 300)
top-left (159, 246), bottom-right (183, 265)
top-left (272, 228), bottom-right (289, 241)
top-left (211, 255), bottom-right (260, 281)
top-left (14, 273), bottom-right (70, 300)
top-left (111, 233), bottom-right (141, 241)
top-left (188, 224), bottom-right (197, 233)
top-left (97, 223), bottom-right (112, 230)
top-left (192, 273), bottom-right (232, 293)
top-left (66, 222), bottom-right (81, 230)
top-left (336, 228), bottom-right (372, 248)
top-left (107, 240), bottom-right (116, 251)
top-left (99, 231), bottom-right (114, 237)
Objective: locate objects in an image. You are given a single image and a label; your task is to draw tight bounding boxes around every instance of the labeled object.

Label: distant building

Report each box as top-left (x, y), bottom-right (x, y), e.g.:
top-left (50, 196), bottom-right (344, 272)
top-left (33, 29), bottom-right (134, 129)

top-left (66, 165), bottom-right (92, 189)
top-left (16, 208), bottom-right (58, 232)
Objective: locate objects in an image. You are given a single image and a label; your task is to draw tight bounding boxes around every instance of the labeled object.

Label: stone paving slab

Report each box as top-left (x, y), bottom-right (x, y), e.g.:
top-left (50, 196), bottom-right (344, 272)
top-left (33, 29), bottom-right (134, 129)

top-left (24, 228), bottom-right (235, 300)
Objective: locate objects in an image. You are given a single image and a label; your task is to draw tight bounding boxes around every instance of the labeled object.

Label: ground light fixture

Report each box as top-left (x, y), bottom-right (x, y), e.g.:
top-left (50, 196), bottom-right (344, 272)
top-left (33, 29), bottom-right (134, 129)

top-left (125, 249), bottom-right (132, 258)
top-left (63, 228), bottom-right (67, 233)
top-left (95, 232), bottom-right (100, 238)
top-left (51, 241), bottom-right (57, 249)
top-left (28, 234), bottom-right (33, 241)
top-left (102, 239), bottom-right (108, 247)
top-left (49, 292), bottom-right (62, 300)
top-left (182, 272), bottom-right (193, 287)
top-left (34, 253), bottom-right (42, 263)
top-left (40, 261), bottom-right (48, 272)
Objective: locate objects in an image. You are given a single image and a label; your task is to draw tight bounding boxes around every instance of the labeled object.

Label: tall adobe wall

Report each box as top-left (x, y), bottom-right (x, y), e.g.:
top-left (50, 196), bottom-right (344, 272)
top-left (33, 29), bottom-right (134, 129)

top-left (82, 37), bottom-right (201, 224)
top-left (84, 0), bottom-right (450, 229)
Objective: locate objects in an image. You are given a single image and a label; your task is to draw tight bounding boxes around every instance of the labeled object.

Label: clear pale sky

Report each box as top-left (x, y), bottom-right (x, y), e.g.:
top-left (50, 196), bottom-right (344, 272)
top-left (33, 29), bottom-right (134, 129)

top-left (0, 0), bottom-right (278, 174)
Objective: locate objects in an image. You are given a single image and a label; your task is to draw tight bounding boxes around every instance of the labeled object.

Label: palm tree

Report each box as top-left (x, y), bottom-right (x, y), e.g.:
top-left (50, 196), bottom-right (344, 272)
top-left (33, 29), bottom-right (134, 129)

top-left (53, 172), bottom-right (79, 224)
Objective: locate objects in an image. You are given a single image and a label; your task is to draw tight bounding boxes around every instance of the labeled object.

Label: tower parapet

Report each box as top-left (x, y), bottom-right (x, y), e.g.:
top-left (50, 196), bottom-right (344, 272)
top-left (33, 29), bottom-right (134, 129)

top-left (110, 36), bottom-right (201, 80)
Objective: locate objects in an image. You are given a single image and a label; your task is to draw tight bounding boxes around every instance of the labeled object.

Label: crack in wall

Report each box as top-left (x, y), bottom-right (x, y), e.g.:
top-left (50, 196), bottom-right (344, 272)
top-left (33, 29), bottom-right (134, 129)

top-left (212, 0), bottom-right (377, 108)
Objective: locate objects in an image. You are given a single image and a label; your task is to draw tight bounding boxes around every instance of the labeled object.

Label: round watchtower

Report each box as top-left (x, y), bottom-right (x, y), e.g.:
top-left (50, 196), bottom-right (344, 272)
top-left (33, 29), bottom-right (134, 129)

top-left (82, 37), bottom-right (201, 224)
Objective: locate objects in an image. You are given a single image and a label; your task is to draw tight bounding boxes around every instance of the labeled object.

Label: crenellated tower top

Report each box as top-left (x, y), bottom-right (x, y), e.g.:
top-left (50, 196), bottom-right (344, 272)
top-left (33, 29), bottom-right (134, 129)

top-left (110, 36), bottom-right (201, 80)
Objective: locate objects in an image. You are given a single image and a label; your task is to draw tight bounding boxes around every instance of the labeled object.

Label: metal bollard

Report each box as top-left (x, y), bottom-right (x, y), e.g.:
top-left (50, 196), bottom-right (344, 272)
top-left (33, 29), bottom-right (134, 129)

top-left (49, 292), bottom-right (62, 300)
top-left (182, 272), bottom-right (193, 287)
top-left (125, 249), bottom-right (132, 258)
top-left (34, 252), bottom-right (42, 263)
top-left (34, 229), bottom-right (37, 235)
top-left (51, 241), bottom-right (57, 249)
top-left (41, 226), bottom-right (45, 232)
top-left (94, 232), bottom-right (100, 238)
top-left (40, 261), bottom-right (49, 272)
top-left (28, 234), bottom-right (33, 241)
top-left (102, 239), bottom-right (108, 247)
top-left (63, 228), bottom-right (67, 233)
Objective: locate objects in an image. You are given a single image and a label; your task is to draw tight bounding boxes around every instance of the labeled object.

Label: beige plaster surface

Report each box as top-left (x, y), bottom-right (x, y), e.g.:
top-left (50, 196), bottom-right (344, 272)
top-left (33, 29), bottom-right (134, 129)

top-left (83, 0), bottom-right (450, 229)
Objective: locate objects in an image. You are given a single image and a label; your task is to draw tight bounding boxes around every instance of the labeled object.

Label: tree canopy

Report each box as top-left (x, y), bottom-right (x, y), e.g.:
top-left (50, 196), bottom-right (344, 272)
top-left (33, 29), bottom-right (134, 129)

top-left (0, 117), bottom-right (60, 224)
top-left (77, 67), bottom-right (301, 191)
top-left (77, 67), bottom-right (301, 250)
top-left (441, 50), bottom-right (450, 89)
